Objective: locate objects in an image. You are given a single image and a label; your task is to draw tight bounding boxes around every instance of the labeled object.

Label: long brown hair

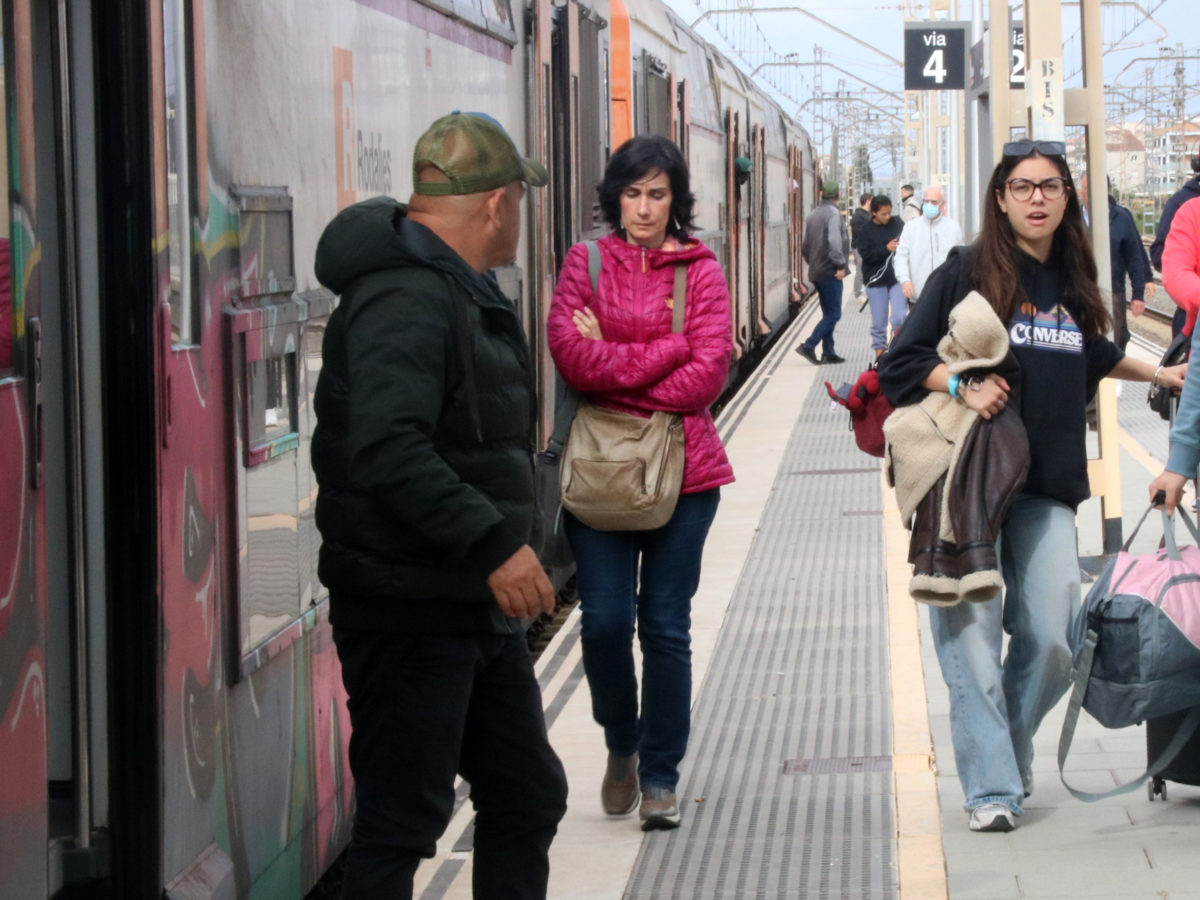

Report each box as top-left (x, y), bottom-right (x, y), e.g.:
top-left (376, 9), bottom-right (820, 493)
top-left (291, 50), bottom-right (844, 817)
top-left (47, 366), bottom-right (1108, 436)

top-left (969, 151), bottom-right (1110, 339)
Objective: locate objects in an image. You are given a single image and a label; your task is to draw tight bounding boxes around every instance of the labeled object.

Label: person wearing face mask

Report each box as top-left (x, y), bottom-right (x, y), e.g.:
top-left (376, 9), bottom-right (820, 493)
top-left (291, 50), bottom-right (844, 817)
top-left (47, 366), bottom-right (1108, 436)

top-left (894, 185), bottom-right (964, 305)
top-left (879, 140), bottom-right (1185, 834)
top-left (547, 134), bottom-right (734, 831)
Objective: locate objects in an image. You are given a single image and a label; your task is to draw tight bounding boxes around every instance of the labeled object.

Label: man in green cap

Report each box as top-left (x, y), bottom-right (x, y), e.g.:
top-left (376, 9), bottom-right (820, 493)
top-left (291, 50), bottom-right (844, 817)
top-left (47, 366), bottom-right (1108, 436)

top-left (311, 111), bottom-right (567, 898)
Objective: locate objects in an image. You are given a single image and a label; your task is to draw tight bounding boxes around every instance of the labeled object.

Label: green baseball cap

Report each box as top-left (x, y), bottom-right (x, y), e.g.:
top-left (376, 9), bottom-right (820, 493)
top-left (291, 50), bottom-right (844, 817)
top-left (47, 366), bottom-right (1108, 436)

top-left (412, 111), bottom-right (549, 195)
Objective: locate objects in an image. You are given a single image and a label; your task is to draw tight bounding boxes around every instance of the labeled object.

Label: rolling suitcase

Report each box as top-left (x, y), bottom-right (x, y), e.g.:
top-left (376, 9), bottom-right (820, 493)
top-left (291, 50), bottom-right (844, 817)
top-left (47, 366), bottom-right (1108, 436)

top-left (1147, 707), bottom-right (1200, 799)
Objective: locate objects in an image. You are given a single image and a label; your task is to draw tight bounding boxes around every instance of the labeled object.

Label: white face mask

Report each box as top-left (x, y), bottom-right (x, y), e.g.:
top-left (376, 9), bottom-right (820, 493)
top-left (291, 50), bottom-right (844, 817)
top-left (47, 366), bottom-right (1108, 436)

top-left (922, 202), bottom-right (941, 219)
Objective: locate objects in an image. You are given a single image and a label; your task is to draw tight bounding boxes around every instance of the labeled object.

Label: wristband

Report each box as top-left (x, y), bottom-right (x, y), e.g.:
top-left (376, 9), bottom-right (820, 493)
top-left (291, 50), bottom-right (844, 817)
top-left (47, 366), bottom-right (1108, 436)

top-left (946, 373), bottom-right (961, 398)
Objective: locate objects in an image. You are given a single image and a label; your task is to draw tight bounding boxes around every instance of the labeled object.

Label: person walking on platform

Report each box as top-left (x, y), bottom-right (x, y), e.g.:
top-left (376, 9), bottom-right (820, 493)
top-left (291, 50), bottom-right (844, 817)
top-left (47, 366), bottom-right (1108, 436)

top-left (796, 180), bottom-right (849, 365)
top-left (899, 183), bottom-right (922, 223)
top-left (894, 184), bottom-right (963, 304)
top-left (879, 140), bottom-right (1186, 834)
top-left (851, 192), bottom-right (873, 302)
top-left (1081, 173), bottom-right (1153, 350)
top-left (548, 135), bottom-right (733, 832)
top-left (1150, 147), bottom-right (1200, 336)
top-left (858, 194), bottom-right (905, 358)
top-left (310, 111), bottom-right (567, 898)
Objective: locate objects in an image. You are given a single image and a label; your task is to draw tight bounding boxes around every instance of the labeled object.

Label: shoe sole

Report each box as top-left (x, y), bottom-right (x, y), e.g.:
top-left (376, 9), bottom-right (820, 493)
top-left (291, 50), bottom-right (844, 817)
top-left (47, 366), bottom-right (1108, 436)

top-left (640, 814), bottom-right (680, 831)
top-left (603, 791), bottom-right (639, 816)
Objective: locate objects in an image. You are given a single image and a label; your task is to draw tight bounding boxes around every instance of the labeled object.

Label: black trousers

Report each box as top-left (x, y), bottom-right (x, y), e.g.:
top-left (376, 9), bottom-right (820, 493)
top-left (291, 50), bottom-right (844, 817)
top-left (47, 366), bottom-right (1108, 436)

top-left (333, 628), bottom-right (568, 899)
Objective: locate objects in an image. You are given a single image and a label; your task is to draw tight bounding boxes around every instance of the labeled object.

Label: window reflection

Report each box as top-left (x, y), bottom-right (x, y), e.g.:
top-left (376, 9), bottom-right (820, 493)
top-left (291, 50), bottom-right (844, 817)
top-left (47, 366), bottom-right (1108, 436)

top-left (248, 352), bottom-right (295, 448)
top-left (1, 16), bottom-right (12, 375)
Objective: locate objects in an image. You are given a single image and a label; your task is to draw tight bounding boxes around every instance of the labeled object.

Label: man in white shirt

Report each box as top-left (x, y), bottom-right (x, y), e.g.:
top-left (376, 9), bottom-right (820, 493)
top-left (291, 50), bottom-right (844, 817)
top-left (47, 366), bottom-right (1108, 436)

top-left (894, 185), bottom-right (964, 302)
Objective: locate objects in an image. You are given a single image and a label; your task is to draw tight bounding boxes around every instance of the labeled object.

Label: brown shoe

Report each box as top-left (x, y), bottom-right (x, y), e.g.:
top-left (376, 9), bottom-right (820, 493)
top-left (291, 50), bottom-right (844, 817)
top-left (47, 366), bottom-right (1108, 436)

top-left (601, 753), bottom-right (639, 815)
top-left (639, 787), bottom-right (680, 831)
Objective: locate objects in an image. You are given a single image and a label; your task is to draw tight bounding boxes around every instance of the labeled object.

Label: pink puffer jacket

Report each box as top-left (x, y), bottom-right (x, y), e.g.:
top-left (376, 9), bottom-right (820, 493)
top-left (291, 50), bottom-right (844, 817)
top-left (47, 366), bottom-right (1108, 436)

top-left (548, 233), bottom-right (735, 494)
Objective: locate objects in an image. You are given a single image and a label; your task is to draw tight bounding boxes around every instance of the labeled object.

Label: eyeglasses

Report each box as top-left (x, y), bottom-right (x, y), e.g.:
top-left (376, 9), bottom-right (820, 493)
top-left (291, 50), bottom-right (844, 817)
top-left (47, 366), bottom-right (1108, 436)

top-left (1005, 177), bottom-right (1068, 202)
top-left (1002, 140), bottom-right (1067, 158)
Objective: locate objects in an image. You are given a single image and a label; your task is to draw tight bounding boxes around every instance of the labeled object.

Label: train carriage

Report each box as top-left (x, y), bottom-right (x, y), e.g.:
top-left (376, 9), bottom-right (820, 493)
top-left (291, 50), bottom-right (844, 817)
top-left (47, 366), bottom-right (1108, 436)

top-left (0, 0), bottom-right (817, 896)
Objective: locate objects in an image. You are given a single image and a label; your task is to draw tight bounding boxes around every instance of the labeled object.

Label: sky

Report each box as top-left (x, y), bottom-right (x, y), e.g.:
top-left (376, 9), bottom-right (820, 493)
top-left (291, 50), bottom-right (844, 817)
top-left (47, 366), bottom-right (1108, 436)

top-left (660, 0), bottom-right (1199, 177)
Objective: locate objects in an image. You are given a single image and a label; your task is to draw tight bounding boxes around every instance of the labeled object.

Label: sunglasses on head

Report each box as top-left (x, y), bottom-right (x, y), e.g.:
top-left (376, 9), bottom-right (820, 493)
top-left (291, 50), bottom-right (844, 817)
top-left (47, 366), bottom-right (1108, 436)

top-left (1002, 140), bottom-right (1067, 158)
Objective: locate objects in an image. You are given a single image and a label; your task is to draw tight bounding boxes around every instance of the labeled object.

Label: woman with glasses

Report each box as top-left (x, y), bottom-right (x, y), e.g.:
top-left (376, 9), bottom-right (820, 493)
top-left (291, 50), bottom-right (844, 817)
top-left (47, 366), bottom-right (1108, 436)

top-left (879, 140), bottom-right (1186, 833)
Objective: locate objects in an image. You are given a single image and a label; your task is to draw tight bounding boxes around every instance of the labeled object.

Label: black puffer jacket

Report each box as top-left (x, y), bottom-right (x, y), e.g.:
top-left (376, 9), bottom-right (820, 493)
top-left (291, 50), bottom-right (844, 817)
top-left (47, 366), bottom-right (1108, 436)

top-left (311, 196), bottom-right (535, 633)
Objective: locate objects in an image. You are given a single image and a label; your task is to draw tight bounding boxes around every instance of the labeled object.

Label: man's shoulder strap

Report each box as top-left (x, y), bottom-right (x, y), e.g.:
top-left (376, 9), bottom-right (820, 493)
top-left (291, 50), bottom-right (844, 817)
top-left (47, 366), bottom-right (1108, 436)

top-left (585, 240), bottom-right (601, 295)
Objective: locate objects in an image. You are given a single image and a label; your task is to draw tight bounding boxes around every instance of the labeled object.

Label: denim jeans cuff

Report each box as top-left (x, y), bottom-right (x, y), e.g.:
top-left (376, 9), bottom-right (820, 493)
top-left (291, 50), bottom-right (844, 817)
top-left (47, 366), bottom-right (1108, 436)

top-left (965, 795), bottom-right (1022, 816)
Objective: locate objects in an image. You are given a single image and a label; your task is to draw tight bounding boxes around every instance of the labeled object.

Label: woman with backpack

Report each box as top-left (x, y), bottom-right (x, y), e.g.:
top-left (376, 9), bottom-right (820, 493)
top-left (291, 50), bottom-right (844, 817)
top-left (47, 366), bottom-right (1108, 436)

top-left (878, 140), bottom-right (1186, 833)
top-left (546, 135), bottom-right (734, 831)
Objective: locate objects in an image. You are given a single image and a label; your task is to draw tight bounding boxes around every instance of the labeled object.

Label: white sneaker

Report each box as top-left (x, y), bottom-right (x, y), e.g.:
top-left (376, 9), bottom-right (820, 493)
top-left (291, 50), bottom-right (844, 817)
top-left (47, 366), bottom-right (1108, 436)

top-left (969, 803), bottom-right (1016, 832)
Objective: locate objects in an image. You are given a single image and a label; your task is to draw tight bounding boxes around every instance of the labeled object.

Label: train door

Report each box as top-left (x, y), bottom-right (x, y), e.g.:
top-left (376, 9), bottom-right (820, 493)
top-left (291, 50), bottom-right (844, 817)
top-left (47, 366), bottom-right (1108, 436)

top-left (749, 122), bottom-right (768, 340)
top-left (1, 2), bottom-right (115, 896)
top-left (0, 3), bottom-right (52, 894)
top-left (788, 143), bottom-right (805, 300)
top-left (723, 108), bottom-right (745, 361)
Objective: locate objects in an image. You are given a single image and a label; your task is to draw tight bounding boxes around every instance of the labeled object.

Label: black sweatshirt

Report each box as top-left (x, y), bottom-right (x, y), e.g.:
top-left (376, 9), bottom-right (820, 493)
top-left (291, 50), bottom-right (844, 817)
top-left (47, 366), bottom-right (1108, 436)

top-left (878, 245), bottom-right (1124, 510)
top-left (858, 217), bottom-right (904, 288)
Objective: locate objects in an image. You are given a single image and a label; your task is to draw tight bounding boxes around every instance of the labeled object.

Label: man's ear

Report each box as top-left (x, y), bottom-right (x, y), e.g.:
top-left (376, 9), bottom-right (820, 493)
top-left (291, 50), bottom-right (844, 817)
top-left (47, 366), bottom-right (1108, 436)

top-left (483, 187), bottom-right (505, 227)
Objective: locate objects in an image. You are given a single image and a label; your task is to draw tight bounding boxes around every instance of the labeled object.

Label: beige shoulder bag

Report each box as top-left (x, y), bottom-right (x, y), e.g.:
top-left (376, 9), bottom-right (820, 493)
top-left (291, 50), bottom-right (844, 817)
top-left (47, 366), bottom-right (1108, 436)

top-left (560, 264), bottom-right (688, 531)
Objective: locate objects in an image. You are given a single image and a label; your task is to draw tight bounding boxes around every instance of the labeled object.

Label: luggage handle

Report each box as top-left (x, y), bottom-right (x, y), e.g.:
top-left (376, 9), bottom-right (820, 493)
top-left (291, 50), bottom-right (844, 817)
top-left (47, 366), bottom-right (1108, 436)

top-left (1058, 624), bottom-right (1200, 802)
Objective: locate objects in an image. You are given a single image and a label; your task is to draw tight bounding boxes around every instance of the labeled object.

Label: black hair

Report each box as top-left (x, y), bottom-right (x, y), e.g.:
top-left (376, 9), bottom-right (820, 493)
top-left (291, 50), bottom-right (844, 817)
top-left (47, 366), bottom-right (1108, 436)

top-left (901, 183), bottom-right (914, 192)
top-left (597, 135), bottom-right (696, 241)
top-left (869, 195), bottom-right (893, 214)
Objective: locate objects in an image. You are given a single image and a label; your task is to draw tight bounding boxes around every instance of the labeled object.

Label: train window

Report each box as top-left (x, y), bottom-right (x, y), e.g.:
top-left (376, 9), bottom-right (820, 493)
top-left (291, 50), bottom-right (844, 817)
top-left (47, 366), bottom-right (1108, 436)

top-left (0, 10), bottom-right (12, 377)
top-left (578, 12), bottom-right (607, 233)
top-left (642, 51), bottom-right (672, 139)
top-left (230, 186), bottom-right (296, 303)
top-left (162, 0), bottom-right (200, 344)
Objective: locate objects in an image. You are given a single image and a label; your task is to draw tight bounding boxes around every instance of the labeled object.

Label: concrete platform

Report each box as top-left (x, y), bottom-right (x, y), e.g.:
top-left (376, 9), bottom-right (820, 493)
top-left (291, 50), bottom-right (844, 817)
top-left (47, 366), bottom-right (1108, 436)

top-left (413, 282), bottom-right (1200, 899)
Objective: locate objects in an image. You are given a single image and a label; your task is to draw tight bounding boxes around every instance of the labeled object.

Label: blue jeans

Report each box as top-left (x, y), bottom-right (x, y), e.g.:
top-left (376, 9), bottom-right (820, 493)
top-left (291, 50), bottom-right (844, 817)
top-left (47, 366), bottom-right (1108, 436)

top-left (803, 277), bottom-right (844, 355)
top-left (866, 282), bottom-right (906, 350)
top-left (928, 495), bottom-right (1077, 815)
top-left (564, 489), bottom-right (720, 790)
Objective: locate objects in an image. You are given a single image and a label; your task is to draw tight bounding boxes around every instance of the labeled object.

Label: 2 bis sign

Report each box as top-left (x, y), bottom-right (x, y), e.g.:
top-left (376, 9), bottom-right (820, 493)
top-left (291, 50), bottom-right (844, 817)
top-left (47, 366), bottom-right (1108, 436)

top-left (903, 23), bottom-right (967, 91)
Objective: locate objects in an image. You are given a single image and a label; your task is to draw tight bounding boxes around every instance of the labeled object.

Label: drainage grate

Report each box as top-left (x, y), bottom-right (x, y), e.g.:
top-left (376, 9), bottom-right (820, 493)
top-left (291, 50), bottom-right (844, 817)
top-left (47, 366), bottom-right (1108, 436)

top-left (782, 755), bottom-right (893, 775)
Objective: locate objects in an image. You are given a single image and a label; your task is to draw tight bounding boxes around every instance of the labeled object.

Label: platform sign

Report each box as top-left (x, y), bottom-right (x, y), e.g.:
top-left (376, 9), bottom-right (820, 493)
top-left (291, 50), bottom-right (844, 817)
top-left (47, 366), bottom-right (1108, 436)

top-left (1010, 24), bottom-right (1025, 88)
top-left (904, 22), bottom-right (967, 91)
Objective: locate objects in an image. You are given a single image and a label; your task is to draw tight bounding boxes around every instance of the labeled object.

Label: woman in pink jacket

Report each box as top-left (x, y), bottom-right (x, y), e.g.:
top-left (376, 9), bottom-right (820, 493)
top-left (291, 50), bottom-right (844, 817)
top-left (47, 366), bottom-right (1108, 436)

top-left (548, 135), bottom-right (734, 831)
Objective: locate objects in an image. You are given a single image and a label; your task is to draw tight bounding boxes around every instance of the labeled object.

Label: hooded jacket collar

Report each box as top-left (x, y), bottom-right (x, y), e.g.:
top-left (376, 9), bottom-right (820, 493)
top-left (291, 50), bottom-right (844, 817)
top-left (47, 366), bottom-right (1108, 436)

top-left (600, 231), bottom-right (716, 273)
top-left (314, 195), bottom-right (511, 308)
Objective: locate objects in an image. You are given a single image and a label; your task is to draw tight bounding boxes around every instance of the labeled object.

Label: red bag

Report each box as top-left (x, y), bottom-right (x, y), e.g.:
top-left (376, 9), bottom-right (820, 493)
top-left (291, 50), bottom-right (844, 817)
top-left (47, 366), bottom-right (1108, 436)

top-left (825, 368), bottom-right (893, 458)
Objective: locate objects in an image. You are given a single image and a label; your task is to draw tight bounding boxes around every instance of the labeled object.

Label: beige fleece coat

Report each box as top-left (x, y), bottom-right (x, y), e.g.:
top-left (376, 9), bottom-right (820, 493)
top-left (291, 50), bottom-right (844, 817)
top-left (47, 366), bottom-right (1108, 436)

top-left (884, 291), bottom-right (1010, 543)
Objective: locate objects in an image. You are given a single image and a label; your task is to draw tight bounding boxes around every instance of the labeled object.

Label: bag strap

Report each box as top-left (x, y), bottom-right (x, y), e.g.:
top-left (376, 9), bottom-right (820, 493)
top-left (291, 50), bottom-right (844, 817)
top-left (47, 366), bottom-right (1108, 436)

top-left (1057, 625), bottom-right (1200, 801)
top-left (548, 241), bottom-right (604, 450)
top-left (672, 264), bottom-right (687, 332)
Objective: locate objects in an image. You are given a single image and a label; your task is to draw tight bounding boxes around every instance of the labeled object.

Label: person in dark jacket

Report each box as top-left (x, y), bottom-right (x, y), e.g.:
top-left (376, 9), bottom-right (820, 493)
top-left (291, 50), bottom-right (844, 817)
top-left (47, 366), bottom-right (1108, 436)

top-left (311, 112), bottom-right (567, 898)
top-left (858, 195), bottom-right (905, 357)
top-left (1150, 151), bottom-right (1200, 336)
top-left (1081, 174), bottom-right (1153, 349)
top-left (796, 181), bottom-right (849, 364)
top-left (850, 192), bottom-right (873, 301)
top-left (879, 140), bottom-right (1185, 835)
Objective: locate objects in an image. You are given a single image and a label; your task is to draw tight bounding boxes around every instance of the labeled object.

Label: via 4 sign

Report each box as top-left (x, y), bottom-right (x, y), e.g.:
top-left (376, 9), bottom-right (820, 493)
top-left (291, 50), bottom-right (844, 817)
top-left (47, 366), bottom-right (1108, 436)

top-left (904, 23), bottom-right (967, 91)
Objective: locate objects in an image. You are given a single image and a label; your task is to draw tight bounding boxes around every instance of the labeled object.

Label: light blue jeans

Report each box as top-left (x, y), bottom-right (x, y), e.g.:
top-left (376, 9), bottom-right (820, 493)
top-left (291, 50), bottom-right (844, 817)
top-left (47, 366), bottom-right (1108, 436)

top-left (867, 282), bottom-right (907, 350)
top-left (928, 494), bottom-right (1078, 815)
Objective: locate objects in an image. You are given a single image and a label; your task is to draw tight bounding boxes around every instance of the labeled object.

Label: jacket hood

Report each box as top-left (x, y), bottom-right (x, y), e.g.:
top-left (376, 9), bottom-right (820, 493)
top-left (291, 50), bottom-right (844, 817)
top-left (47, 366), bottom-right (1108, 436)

top-left (600, 232), bottom-right (717, 272)
top-left (315, 195), bottom-right (467, 294)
